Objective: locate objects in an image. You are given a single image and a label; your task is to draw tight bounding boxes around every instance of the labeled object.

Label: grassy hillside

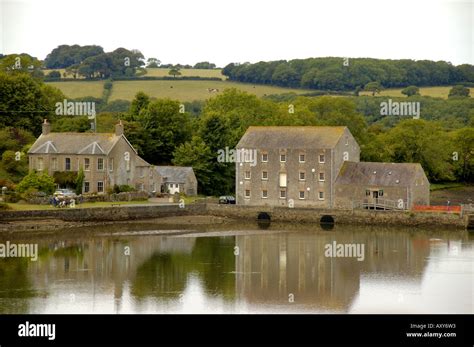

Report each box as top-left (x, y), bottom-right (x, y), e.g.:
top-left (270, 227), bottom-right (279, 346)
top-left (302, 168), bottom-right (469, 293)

top-left (359, 86), bottom-right (474, 99)
top-left (47, 80), bottom-right (313, 101)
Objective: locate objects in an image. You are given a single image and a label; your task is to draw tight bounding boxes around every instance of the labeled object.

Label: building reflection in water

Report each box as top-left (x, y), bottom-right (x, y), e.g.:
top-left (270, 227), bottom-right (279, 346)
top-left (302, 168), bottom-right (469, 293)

top-left (0, 224), bottom-right (470, 313)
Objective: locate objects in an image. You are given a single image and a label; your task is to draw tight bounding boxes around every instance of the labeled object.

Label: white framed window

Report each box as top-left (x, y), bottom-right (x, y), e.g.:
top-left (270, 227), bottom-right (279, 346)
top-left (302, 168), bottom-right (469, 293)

top-left (318, 191), bottom-right (324, 200)
top-left (262, 190), bottom-right (268, 199)
top-left (299, 171), bottom-right (305, 181)
top-left (319, 154), bottom-right (325, 164)
top-left (84, 158), bottom-right (90, 171)
top-left (299, 154), bottom-right (305, 163)
top-left (262, 171), bottom-right (268, 180)
top-left (51, 157), bottom-right (58, 171)
top-left (280, 154), bottom-right (286, 162)
top-left (279, 173), bottom-right (287, 187)
top-left (109, 158), bottom-right (114, 172)
top-left (280, 190), bottom-right (286, 199)
top-left (299, 191), bottom-right (305, 199)
top-left (319, 172), bottom-right (325, 181)
top-left (84, 181), bottom-right (90, 193)
top-left (244, 171), bottom-right (251, 179)
top-left (37, 157), bottom-right (44, 171)
top-left (261, 153), bottom-right (268, 162)
top-left (97, 158), bottom-right (104, 171)
top-left (245, 189), bottom-right (251, 198)
top-left (97, 181), bottom-right (104, 193)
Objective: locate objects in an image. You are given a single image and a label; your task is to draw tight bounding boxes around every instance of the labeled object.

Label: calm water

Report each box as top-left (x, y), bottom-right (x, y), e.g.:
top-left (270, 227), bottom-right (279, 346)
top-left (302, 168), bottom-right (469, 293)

top-left (0, 222), bottom-right (472, 314)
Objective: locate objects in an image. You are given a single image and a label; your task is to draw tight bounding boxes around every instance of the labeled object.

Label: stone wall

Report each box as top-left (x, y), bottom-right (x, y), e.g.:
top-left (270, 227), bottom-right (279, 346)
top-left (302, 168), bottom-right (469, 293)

top-left (0, 203), bottom-right (468, 229)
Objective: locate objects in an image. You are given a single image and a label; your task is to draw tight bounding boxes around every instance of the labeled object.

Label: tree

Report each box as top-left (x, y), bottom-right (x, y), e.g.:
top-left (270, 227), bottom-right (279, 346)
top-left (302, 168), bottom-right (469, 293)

top-left (46, 70), bottom-right (61, 80)
top-left (193, 62), bottom-right (216, 69)
top-left (364, 82), bottom-right (383, 96)
top-left (448, 85), bottom-right (470, 98)
top-left (401, 85), bottom-right (420, 97)
top-left (451, 127), bottom-right (474, 182)
top-left (169, 68), bottom-right (181, 78)
top-left (129, 92), bottom-right (150, 119)
top-left (44, 44), bottom-right (104, 69)
top-left (75, 168), bottom-right (85, 195)
top-left (146, 58), bottom-right (161, 68)
top-left (173, 137), bottom-right (214, 194)
top-left (16, 171), bottom-right (56, 195)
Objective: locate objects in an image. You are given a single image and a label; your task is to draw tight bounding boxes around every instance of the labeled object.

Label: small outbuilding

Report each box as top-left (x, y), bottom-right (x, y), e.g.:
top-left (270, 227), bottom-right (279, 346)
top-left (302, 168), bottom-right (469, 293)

top-left (155, 166), bottom-right (198, 196)
top-left (334, 161), bottom-right (429, 210)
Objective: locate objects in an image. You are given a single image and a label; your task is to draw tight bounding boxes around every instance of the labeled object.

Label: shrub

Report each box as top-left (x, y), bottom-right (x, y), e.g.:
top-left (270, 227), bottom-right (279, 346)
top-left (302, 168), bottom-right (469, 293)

top-left (16, 171), bottom-right (55, 195)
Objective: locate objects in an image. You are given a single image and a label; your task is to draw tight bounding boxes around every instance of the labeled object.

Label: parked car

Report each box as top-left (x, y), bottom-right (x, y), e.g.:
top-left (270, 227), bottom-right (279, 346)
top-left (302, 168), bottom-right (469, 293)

top-left (54, 189), bottom-right (77, 199)
top-left (219, 195), bottom-right (236, 204)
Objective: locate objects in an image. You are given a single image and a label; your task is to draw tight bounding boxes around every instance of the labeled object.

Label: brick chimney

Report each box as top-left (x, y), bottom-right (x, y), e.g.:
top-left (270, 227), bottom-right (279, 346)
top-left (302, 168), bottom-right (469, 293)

top-left (42, 119), bottom-right (51, 135)
top-left (115, 120), bottom-right (124, 136)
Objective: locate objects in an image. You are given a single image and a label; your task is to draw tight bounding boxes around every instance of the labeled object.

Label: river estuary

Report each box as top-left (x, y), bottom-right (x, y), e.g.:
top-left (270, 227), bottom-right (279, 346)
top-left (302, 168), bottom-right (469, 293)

top-left (0, 222), bottom-right (472, 314)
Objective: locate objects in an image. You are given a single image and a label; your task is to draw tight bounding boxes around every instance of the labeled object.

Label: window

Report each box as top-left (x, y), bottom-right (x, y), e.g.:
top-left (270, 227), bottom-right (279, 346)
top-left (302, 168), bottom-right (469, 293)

top-left (379, 190), bottom-right (384, 197)
top-left (262, 171), bottom-right (268, 180)
top-left (280, 190), bottom-right (286, 199)
top-left (299, 154), bottom-right (305, 163)
top-left (318, 191), bottom-right (324, 200)
top-left (279, 173), bottom-right (287, 187)
top-left (84, 158), bottom-right (90, 171)
top-left (51, 158), bottom-right (58, 171)
top-left (244, 171), bottom-right (251, 179)
top-left (319, 172), bottom-right (325, 181)
top-left (299, 171), bottom-right (305, 181)
top-left (84, 181), bottom-right (90, 193)
top-left (97, 158), bottom-right (104, 171)
top-left (319, 154), bottom-right (325, 164)
top-left (97, 181), bottom-right (104, 193)
top-left (365, 189), bottom-right (370, 196)
top-left (245, 189), bottom-right (251, 198)
top-left (261, 153), bottom-right (268, 162)
top-left (37, 157), bottom-right (44, 171)
top-left (280, 154), bottom-right (286, 162)
top-left (109, 158), bottom-right (114, 172)
top-left (299, 191), bottom-right (305, 199)
top-left (65, 158), bottom-right (71, 171)
top-left (262, 190), bottom-right (268, 199)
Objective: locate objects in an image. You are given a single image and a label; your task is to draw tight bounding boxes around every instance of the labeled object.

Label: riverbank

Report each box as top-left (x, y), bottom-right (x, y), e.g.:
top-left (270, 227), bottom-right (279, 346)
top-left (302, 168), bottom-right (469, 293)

top-left (0, 203), bottom-right (471, 232)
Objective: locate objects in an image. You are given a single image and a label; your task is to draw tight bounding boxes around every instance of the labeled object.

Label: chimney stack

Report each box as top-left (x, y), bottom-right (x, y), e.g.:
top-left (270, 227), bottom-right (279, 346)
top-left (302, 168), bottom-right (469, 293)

top-left (115, 120), bottom-right (124, 136)
top-left (42, 119), bottom-right (51, 135)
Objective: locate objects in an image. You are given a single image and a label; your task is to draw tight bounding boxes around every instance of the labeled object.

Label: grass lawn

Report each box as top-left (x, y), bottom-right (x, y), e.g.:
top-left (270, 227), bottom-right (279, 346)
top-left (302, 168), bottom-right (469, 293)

top-left (359, 86), bottom-right (474, 99)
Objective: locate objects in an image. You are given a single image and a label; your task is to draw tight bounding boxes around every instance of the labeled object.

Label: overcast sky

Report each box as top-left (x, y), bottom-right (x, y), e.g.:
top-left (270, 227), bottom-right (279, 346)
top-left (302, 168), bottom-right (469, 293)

top-left (1, 0), bottom-right (472, 66)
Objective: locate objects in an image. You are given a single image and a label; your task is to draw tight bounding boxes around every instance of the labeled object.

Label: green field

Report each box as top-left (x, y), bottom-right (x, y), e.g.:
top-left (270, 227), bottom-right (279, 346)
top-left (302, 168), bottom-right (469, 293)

top-left (145, 68), bottom-right (225, 79)
top-left (47, 81), bottom-right (105, 98)
top-left (47, 80), bottom-right (313, 102)
top-left (359, 86), bottom-right (474, 99)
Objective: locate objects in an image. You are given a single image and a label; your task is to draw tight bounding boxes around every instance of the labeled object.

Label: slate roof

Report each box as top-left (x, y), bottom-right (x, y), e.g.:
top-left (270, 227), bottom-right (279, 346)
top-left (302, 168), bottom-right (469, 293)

top-left (155, 166), bottom-right (194, 183)
top-left (336, 161), bottom-right (425, 187)
top-left (28, 133), bottom-right (129, 155)
top-left (236, 126), bottom-right (347, 149)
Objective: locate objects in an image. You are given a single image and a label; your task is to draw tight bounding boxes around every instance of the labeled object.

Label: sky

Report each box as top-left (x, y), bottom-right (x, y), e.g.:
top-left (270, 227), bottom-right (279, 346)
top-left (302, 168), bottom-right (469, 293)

top-left (0, 0), bottom-right (472, 67)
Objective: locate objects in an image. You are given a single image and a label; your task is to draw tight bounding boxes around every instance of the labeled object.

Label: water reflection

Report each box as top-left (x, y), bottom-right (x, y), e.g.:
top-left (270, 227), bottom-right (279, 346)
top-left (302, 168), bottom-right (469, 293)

top-left (0, 223), bottom-right (472, 313)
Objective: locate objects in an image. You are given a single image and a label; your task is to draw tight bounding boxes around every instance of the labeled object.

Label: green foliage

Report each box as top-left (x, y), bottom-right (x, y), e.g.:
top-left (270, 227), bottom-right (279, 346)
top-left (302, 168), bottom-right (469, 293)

top-left (448, 85), bottom-right (470, 98)
top-left (223, 58), bottom-right (474, 90)
top-left (169, 68), bottom-right (181, 78)
top-left (0, 72), bottom-right (65, 135)
top-left (193, 62), bottom-right (216, 69)
top-left (401, 86), bottom-right (420, 97)
top-left (45, 70), bottom-right (61, 80)
top-left (173, 137), bottom-right (214, 194)
top-left (75, 168), bottom-right (85, 195)
top-left (16, 171), bottom-right (56, 195)
top-left (110, 184), bottom-right (135, 194)
top-left (53, 171), bottom-right (77, 188)
top-left (146, 58), bottom-right (161, 68)
top-left (44, 45), bottom-right (104, 69)
top-left (364, 82), bottom-right (383, 96)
